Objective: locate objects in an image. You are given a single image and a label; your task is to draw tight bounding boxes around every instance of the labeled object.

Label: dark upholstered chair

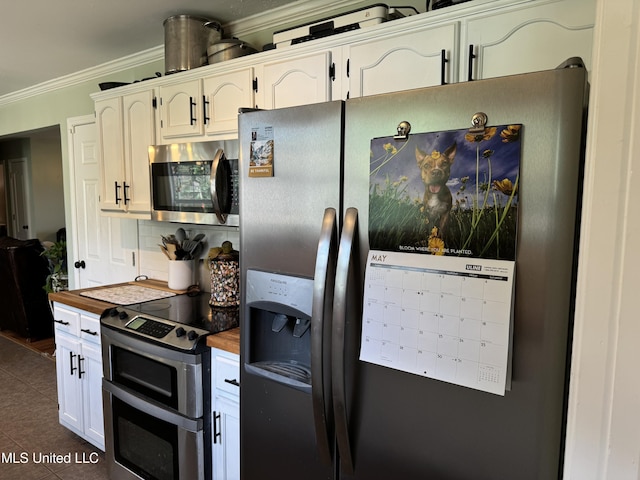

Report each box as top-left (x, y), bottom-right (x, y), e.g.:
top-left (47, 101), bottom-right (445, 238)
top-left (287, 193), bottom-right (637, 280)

top-left (0, 237), bottom-right (54, 340)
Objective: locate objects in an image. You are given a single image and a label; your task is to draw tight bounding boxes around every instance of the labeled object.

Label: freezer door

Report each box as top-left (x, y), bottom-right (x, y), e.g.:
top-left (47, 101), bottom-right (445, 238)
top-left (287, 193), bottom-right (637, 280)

top-left (238, 101), bottom-right (345, 480)
top-left (340, 65), bottom-right (588, 479)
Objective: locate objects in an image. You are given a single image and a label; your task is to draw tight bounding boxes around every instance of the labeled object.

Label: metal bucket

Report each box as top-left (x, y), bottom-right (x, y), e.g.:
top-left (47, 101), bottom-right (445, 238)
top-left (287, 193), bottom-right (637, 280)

top-left (164, 15), bottom-right (222, 74)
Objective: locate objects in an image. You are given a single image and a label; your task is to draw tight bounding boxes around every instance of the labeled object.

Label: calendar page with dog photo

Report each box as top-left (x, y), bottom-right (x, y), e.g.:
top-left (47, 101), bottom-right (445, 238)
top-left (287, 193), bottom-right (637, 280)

top-left (369, 124), bottom-right (522, 261)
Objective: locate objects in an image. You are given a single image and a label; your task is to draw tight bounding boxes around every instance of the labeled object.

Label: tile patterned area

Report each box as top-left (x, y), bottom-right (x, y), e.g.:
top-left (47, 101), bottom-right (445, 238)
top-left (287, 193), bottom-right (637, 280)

top-left (0, 336), bottom-right (108, 480)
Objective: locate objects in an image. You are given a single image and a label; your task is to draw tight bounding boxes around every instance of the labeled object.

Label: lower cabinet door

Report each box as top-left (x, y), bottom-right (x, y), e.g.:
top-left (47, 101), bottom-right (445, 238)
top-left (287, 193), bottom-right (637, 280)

top-left (55, 333), bottom-right (84, 435)
top-left (213, 394), bottom-right (240, 480)
top-left (81, 341), bottom-right (105, 450)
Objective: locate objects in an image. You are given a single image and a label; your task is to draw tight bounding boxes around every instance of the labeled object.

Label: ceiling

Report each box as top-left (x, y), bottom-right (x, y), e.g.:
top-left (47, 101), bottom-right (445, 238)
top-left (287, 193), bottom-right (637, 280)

top-left (0, 0), bottom-right (298, 98)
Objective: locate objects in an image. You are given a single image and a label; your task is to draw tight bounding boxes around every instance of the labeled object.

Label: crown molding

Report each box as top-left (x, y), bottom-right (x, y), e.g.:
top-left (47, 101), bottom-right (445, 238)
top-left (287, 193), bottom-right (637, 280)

top-left (0, 0), bottom-right (363, 108)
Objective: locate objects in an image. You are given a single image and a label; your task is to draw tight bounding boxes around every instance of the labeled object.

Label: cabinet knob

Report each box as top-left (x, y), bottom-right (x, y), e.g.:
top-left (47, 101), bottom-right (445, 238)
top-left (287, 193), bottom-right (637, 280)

top-left (74, 260), bottom-right (86, 269)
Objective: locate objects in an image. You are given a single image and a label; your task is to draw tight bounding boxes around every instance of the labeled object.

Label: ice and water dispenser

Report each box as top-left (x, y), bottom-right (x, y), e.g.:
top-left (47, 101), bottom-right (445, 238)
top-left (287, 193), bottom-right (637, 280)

top-left (244, 269), bottom-right (314, 392)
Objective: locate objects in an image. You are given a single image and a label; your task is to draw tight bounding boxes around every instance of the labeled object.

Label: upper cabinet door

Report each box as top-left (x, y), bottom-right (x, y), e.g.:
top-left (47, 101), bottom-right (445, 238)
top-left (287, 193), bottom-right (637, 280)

top-left (95, 97), bottom-right (124, 211)
top-left (259, 51), bottom-right (333, 109)
top-left (347, 22), bottom-right (459, 98)
top-left (464, 0), bottom-right (595, 81)
top-left (122, 90), bottom-right (155, 215)
top-left (158, 79), bottom-right (204, 139)
top-left (203, 66), bottom-right (255, 137)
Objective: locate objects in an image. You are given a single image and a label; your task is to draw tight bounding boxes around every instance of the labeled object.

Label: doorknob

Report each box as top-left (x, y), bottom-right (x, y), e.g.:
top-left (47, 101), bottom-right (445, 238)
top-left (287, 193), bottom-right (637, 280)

top-left (74, 260), bottom-right (86, 269)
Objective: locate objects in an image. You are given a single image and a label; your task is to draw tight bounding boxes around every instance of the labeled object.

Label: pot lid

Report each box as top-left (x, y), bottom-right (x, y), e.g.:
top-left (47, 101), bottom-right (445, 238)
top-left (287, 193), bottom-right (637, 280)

top-left (207, 38), bottom-right (257, 56)
top-left (163, 14), bottom-right (220, 26)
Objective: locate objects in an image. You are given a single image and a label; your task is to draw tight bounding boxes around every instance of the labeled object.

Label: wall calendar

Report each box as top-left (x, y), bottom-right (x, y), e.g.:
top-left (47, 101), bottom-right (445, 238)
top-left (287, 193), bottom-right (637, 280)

top-left (359, 250), bottom-right (515, 395)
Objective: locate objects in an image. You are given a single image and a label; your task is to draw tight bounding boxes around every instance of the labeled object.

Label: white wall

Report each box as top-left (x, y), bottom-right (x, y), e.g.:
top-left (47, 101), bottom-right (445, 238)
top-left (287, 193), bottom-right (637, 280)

top-left (564, 0), bottom-right (640, 479)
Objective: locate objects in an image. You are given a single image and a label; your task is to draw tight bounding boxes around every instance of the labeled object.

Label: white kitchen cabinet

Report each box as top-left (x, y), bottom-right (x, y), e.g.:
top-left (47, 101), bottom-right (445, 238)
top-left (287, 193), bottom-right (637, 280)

top-left (159, 69), bottom-right (255, 141)
top-left (95, 97), bottom-right (124, 211)
top-left (157, 79), bottom-right (204, 140)
top-left (347, 21), bottom-right (458, 98)
top-left (93, 0), bottom-right (594, 144)
top-left (95, 88), bottom-right (155, 218)
top-left (257, 50), bottom-right (335, 109)
top-left (463, 0), bottom-right (595, 81)
top-left (122, 90), bottom-right (155, 214)
top-left (203, 67), bottom-right (256, 137)
top-left (211, 347), bottom-right (240, 480)
top-left (53, 303), bottom-right (104, 451)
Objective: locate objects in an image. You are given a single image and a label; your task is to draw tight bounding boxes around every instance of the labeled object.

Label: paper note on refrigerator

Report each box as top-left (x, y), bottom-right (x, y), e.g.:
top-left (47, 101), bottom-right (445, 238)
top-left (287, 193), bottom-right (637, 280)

top-left (359, 250), bottom-right (515, 395)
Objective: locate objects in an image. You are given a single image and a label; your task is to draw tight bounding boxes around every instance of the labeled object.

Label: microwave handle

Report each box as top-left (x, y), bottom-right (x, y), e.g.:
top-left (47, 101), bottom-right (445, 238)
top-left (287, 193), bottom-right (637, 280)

top-left (210, 149), bottom-right (228, 224)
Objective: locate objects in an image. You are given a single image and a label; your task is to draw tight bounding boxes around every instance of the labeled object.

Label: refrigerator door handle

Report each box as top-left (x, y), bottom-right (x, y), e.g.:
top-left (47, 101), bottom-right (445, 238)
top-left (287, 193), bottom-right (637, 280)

top-left (311, 207), bottom-right (339, 465)
top-left (332, 207), bottom-right (359, 474)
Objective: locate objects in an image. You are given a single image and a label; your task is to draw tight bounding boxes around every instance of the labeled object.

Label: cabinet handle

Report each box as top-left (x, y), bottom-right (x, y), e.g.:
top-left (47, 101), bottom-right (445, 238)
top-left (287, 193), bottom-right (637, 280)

top-left (54, 319), bottom-right (70, 326)
top-left (69, 352), bottom-right (77, 376)
top-left (213, 410), bottom-right (222, 444)
top-left (440, 49), bottom-right (449, 85)
top-left (203, 95), bottom-right (210, 125)
top-left (78, 356), bottom-right (85, 379)
top-left (224, 378), bottom-right (240, 388)
top-left (468, 44), bottom-right (477, 81)
top-left (114, 181), bottom-right (122, 205)
top-left (189, 96), bottom-right (197, 125)
top-left (123, 181), bottom-right (130, 205)
top-left (81, 328), bottom-right (98, 336)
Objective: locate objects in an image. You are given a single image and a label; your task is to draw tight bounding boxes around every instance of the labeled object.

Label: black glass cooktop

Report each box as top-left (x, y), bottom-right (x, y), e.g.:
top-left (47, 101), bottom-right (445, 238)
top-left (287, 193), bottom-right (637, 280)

top-left (123, 292), bottom-right (239, 334)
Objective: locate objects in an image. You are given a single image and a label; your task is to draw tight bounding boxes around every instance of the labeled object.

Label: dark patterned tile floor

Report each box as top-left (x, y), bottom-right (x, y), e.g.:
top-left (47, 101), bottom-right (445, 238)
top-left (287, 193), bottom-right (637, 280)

top-left (0, 336), bottom-right (108, 480)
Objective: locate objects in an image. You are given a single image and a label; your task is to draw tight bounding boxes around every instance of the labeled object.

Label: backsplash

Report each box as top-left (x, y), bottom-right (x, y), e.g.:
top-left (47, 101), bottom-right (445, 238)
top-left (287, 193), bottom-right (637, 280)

top-left (137, 220), bottom-right (240, 292)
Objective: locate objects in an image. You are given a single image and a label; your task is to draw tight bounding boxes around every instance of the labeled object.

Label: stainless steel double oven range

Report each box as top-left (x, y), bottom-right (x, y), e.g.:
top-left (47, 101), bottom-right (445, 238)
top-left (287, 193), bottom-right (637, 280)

top-left (100, 292), bottom-right (238, 480)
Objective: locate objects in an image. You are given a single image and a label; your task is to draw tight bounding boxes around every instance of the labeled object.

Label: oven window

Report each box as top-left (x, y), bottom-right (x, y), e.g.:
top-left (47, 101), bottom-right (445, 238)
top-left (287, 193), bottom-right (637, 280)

top-left (113, 346), bottom-right (178, 409)
top-left (113, 396), bottom-right (178, 480)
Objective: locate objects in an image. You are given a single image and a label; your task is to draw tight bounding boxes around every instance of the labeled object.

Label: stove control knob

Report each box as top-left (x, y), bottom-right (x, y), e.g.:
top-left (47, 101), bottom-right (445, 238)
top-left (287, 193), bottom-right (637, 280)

top-left (109, 308), bottom-right (119, 317)
top-left (187, 330), bottom-right (199, 341)
top-left (175, 327), bottom-right (186, 337)
top-left (118, 311), bottom-right (129, 320)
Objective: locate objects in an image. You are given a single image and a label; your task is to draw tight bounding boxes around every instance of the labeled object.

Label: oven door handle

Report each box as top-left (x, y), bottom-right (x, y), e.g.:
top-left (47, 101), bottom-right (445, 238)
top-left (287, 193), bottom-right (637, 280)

top-left (103, 379), bottom-right (202, 432)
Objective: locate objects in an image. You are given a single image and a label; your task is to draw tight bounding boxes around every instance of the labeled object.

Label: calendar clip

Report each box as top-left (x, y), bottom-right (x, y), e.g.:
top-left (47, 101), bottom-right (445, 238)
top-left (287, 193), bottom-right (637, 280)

top-left (469, 112), bottom-right (488, 134)
top-left (394, 120), bottom-right (412, 140)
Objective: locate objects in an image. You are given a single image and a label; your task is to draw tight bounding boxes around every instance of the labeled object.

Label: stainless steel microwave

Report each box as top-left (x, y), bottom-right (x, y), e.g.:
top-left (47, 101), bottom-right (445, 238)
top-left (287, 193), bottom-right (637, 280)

top-left (149, 141), bottom-right (239, 226)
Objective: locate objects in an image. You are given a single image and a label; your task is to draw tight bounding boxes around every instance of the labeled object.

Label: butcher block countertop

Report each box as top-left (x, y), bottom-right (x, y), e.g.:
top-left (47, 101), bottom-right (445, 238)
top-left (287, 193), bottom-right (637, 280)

top-left (49, 279), bottom-right (240, 355)
top-left (49, 285), bottom-right (117, 315)
top-left (206, 328), bottom-right (240, 355)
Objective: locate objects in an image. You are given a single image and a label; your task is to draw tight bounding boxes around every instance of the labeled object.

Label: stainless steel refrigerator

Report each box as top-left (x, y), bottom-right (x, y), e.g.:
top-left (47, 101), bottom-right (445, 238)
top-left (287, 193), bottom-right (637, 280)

top-left (238, 61), bottom-right (588, 480)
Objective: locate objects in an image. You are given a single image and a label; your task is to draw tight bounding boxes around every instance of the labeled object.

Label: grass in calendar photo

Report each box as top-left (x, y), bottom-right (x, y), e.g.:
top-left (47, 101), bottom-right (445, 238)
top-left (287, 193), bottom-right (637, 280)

top-left (368, 124), bottom-right (522, 260)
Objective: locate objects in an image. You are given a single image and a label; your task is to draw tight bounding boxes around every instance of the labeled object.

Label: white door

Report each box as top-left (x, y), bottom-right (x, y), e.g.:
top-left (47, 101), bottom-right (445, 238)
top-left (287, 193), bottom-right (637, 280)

top-left (81, 339), bottom-right (105, 450)
top-left (7, 158), bottom-right (32, 240)
top-left (259, 51), bottom-right (333, 109)
top-left (55, 332), bottom-right (83, 433)
top-left (68, 115), bottom-right (138, 288)
top-left (463, 0), bottom-right (595, 81)
top-left (347, 22), bottom-right (458, 97)
top-left (158, 80), bottom-right (204, 140)
top-left (203, 66), bottom-right (255, 137)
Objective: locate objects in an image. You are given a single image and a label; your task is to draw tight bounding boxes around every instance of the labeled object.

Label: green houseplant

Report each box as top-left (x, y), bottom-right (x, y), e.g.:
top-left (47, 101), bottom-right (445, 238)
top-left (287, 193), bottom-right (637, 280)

top-left (41, 240), bottom-right (68, 293)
